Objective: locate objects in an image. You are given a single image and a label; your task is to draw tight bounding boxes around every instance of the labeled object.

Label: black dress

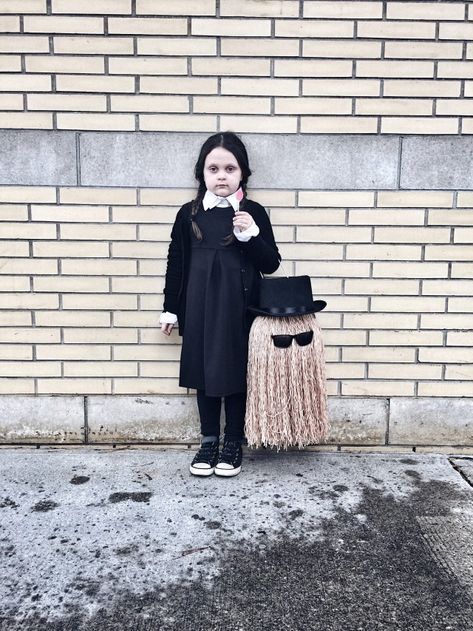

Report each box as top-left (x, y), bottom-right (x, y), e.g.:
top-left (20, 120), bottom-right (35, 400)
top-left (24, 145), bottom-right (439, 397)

top-left (179, 205), bottom-right (257, 397)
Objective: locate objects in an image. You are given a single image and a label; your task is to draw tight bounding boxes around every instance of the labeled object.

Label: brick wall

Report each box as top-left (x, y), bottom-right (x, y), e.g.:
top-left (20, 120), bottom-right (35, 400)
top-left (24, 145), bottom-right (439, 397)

top-left (0, 0), bottom-right (472, 445)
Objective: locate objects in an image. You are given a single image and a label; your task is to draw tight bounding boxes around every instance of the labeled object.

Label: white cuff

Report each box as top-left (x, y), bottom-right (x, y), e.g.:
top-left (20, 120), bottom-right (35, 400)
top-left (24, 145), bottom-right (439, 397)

top-left (234, 221), bottom-right (260, 242)
top-left (160, 312), bottom-right (178, 324)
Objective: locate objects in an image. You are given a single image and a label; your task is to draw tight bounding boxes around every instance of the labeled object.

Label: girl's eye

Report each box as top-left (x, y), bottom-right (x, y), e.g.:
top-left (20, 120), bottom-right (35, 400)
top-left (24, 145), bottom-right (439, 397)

top-left (208, 166), bottom-right (217, 172)
top-left (227, 166), bottom-right (235, 172)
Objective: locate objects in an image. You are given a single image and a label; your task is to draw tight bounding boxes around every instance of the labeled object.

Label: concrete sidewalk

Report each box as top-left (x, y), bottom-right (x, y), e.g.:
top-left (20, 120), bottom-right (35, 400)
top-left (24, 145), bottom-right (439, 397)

top-left (1, 446), bottom-right (473, 630)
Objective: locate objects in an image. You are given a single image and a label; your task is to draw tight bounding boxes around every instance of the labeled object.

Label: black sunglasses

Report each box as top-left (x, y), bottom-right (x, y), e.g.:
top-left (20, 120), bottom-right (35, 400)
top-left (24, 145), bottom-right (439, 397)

top-left (271, 330), bottom-right (313, 348)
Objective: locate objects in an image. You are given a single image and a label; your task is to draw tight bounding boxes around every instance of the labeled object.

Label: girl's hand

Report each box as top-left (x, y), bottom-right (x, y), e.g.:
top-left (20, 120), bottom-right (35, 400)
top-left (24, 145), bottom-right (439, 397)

top-left (233, 210), bottom-right (254, 233)
top-left (161, 322), bottom-right (174, 336)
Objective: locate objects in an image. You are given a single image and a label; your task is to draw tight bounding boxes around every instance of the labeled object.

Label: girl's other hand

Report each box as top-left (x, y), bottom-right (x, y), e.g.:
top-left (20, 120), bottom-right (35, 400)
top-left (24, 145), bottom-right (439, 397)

top-left (161, 322), bottom-right (174, 336)
top-left (233, 210), bottom-right (254, 233)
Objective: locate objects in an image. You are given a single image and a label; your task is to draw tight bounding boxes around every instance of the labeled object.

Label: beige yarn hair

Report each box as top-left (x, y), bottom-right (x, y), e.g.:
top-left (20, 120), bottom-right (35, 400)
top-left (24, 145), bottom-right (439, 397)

top-left (245, 313), bottom-right (329, 451)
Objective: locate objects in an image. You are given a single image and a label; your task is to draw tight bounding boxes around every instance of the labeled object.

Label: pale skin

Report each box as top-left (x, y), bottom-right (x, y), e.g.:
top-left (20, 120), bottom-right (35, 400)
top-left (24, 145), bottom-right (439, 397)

top-left (161, 147), bottom-right (255, 336)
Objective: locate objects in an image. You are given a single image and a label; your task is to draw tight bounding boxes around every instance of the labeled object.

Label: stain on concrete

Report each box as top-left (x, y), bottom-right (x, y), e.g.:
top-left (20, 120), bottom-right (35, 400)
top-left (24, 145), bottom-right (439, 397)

top-left (108, 492), bottom-right (152, 504)
top-left (0, 498), bottom-right (18, 509)
top-left (70, 476), bottom-right (90, 485)
top-left (31, 500), bottom-right (58, 512)
top-left (204, 521), bottom-right (221, 530)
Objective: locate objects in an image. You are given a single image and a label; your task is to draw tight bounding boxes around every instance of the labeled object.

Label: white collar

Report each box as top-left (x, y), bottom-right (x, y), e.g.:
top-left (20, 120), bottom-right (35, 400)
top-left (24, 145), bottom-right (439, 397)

top-left (202, 189), bottom-right (242, 212)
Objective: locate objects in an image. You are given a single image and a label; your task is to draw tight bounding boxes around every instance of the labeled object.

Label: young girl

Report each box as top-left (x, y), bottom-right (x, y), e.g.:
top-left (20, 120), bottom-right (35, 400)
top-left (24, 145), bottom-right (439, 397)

top-left (160, 132), bottom-right (280, 477)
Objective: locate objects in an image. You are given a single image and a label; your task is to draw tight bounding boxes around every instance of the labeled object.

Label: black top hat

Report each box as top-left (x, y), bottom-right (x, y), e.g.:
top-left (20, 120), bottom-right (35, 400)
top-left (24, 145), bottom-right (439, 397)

top-left (248, 275), bottom-right (327, 317)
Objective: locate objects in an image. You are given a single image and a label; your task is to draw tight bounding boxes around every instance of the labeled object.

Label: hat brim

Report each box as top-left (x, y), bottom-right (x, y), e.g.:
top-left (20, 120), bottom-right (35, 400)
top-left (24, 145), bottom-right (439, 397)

top-left (247, 300), bottom-right (327, 317)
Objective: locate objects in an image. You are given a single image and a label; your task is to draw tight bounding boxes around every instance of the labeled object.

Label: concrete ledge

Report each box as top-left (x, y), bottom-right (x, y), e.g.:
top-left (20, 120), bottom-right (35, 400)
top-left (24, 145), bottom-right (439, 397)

top-left (0, 396), bottom-right (84, 443)
top-left (326, 397), bottom-right (388, 445)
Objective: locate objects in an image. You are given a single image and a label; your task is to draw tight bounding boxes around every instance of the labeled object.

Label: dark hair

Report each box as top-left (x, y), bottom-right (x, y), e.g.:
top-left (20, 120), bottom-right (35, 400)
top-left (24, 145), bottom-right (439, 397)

top-left (190, 132), bottom-right (251, 243)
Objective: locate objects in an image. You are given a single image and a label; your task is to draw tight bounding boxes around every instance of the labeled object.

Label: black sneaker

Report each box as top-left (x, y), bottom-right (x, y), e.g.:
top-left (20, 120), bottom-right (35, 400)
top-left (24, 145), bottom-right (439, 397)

top-left (215, 439), bottom-right (243, 477)
top-left (189, 440), bottom-right (219, 476)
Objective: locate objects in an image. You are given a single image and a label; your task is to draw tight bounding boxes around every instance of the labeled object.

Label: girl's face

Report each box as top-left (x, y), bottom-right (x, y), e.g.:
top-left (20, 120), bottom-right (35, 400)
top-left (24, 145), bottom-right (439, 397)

top-left (203, 147), bottom-right (242, 197)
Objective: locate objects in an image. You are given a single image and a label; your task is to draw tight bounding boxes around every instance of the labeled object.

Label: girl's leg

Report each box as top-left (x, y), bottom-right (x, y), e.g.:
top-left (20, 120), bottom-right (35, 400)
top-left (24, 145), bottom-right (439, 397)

top-left (196, 389), bottom-right (222, 440)
top-left (223, 392), bottom-right (246, 441)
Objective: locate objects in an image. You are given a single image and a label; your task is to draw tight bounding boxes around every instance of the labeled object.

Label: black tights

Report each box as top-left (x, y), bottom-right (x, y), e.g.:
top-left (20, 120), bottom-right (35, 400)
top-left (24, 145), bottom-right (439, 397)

top-left (197, 390), bottom-right (246, 441)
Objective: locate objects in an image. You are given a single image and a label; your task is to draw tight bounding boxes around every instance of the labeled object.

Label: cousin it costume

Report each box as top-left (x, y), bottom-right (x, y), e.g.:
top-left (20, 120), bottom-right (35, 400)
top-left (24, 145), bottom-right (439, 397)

top-left (161, 189), bottom-right (281, 398)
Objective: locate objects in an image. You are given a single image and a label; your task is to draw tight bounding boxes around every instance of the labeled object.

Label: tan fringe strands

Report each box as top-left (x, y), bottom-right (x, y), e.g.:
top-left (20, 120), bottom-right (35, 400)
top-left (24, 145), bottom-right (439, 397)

top-left (245, 314), bottom-right (329, 451)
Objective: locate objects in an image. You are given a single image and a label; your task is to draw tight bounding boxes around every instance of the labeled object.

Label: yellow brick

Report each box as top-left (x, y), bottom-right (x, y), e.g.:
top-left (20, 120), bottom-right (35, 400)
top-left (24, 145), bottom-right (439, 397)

top-left (0, 312), bottom-right (31, 326)
top-left (342, 381), bottom-right (415, 396)
top-left (60, 187), bottom-right (136, 205)
top-left (453, 227), bottom-right (473, 243)
top-left (57, 113), bottom-right (135, 131)
top-left (373, 262), bottom-right (448, 278)
top-left (326, 363), bottom-right (365, 379)
top-left (0, 204), bottom-right (28, 219)
top-left (271, 207), bottom-right (346, 224)
top-left (447, 331), bottom-right (473, 346)
top-left (63, 294), bottom-right (136, 309)
top-left (389, 2), bottom-right (465, 20)
top-left (140, 362), bottom-right (180, 378)
top-left (445, 366), bottom-right (473, 381)
top-left (138, 37), bottom-right (216, 56)
top-left (109, 56), bottom-right (187, 75)
top-left (357, 98), bottom-right (432, 116)
top-left (423, 280), bottom-right (473, 296)
top-left (371, 296), bottom-right (445, 313)
top-left (192, 57), bottom-right (270, 76)
top-left (114, 378), bottom-right (184, 395)
top-left (139, 260), bottom-right (167, 275)
top-left (54, 35), bottom-right (133, 54)
top-left (112, 242), bottom-right (167, 259)
top-left (357, 21), bottom-right (435, 40)
top-left (299, 191), bottom-right (374, 207)
top-left (0, 293), bottom-right (58, 309)
top-left (0, 258), bottom-right (57, 274)
top-left (137, 0), bottom-right (215, 15)
top-left (369, 330), bottom-right (443, 346)
top-left (0, 276), bottom-right (30, 291)
top-left (369, 364), bottom-right (442, 380)
top-left (219, 115), bottom-right (297, 134)
top-left (357, 60), bottom-right (434, 78)
top-left (64, 361), bottom-right (137, 377)
top-left (298, 226), bottom-right (370, 243)
top-left (61, 259), bottom-right (136, 275)
top-left (0, 222), bottom-right (55, 239)
top-left (346, 244), bottom-right (422, 261)
top-left (33, 241), bottom-right (109, 257)
top-left (251, 190), bottom-right (296, 206)
top-left (28, 93), bottom-right (107, 112)
top-left (114, 345), bottom-right (180, 360)
top-left (139, 225), bottom-right (172, 241)
top-left (141, 76), bottom-right (218, 95)
top-left (436, 100), bottom-right (473, 115)
top-left (345, 279), bottom-right (420, 295)
top-left (0, 361), bottom-right (59, 378)
top-left (222, 38), bottom-right (299, 57)
top-left (458, 192), bottom-right (473, 206)
top-left (113, 311), bottom-right (159, 327)
top-left (349, 209), bottom-right (425, 225)
top-left (60, 223), bottom-right (135, 240)
top-left (0, 345), bottom-right (32, 359)
top-left (108, 17), bottom-right (187, 35)
top-left (112, 277), bottom-right (162, 293)
top-left (111, 94), bottom-right (189, 113)
top-left (112, 205), bottom-right (176, 223)
top-left (0, 74), bottom-right (51, 91)
top-left (275, 20), bottom-right (353, 38)
top-left (0, 0), bottom-right (46, 11)
top-left (0, 186), bottom-right (55, 203)
top-left (32, 204), bottom-right (110, 222)
top-left (0, 16), bottom-right (19, 31)
top-left (439, 23), bottom-right (473, 40)
top-left (305, 1), bottom-right (382, 18)
top-left (419, 348), bottom-right (471, 364)
top-left (56, 74), bottom-right (135, 93)
top-left (0, 94), bottom-right (23, 110)
top-left (139, 188), bottom-right (193, 205)
top-left (63, 329), bottom-right (136, 344)
top-left (303, 78), bottom-right (380, 96)
top-left (385, 41), bottom-right (463, 60)
top-left (194, 96), bottom-right (270, 114)
top-left (323, 296), bottom-right (368, 312)
top-left (0, 55), bottom-right (20, 71)
top-left (344, 346), bottom-right (416, 362)
top-left (25, 54), bottom-right (104, 73)
top-left (0, 328), bottom-right (58, 343)
top-left (384, 80), bottom-right (460, 98)
top-left (221, 0), bottom-right (298, 17)
top-left (451, 263), bottom-right (473, 278)
top-left (438, 62), bottom-right (473, 79)
top-left (34, 276), bottom-right (108, 292)
top-left (377, 191), bottom-right (453, 208)
top-left (425, 245), bottom-right (473, 261)
top-left (192, 17), bottom-right (271, 36)
top-left (0, 35), bottom-right (49, 52)
top-left (52, 0), bottom-right (131, 13)
top-left (461, 119), bottom-right (473, 134)
top-left (323, 330), bottom-right (366, 345)
top-left (301, 117), bottom-right (377, 134)
top-left (37, 379), bottom-right (112, 394)
top-left (275, 59), bottom-right (352, 77)
top-left (37, 344), bottom-right (110, 360)
top-left (280, 243), bottom-right (343, 260)
top-left (303, 39), bottom-right (381, 58)
top-left (272, 226), bottom-right (294, 242)
top-left (0, 112), bottom-right (52, 129)
top-left (296, 261), bottom-right (369, 277)
top-left (221, 77), bottom-right (299, 96)
top-left (35, 311), bottom-right (109, 326)
top-left (24, 15), bottom-right (103, 33)
top-left (374, 227), bottom-right (450, 244)
top-left (0, 380), bottom-right (34, 394)
top-left (447, 298), bottom-right (473, 313)
top-left (140, 114), bottom-right (216, 132)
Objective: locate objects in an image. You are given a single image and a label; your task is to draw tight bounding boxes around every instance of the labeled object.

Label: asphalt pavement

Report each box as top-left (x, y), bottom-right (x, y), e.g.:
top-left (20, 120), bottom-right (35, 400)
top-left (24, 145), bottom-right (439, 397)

top-left (1, 445), bottom-right (473, 631)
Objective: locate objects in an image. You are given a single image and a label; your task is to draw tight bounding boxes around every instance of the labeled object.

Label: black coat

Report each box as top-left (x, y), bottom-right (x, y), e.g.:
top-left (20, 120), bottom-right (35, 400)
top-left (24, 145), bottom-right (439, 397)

top-left (163, 198), bottom-right (281, 336)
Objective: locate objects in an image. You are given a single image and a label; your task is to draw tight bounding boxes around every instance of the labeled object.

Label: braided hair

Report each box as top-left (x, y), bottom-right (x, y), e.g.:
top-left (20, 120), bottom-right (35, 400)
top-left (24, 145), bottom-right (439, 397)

top-left (191, 132), bottom-right (252, 244)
